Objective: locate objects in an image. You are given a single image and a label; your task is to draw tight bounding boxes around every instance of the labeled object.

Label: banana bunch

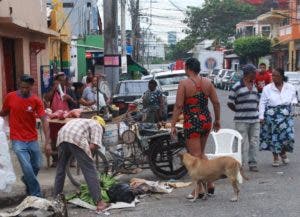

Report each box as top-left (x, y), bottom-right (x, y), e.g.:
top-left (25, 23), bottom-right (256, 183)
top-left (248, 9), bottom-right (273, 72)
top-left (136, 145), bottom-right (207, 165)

top-left (79, 184), bottom-right (96, 205)
top-left (66, 174), bottom-right (117, 205)
top-left (100, 174), bottom-right (117, 202)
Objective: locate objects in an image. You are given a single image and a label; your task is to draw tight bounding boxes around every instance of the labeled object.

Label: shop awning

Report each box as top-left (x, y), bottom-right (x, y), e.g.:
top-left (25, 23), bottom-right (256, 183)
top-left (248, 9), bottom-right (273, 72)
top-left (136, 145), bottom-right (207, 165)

top-left (127, 55), bottom-right (149, 75)
top-left (0, 17), bottom-right (58, 37)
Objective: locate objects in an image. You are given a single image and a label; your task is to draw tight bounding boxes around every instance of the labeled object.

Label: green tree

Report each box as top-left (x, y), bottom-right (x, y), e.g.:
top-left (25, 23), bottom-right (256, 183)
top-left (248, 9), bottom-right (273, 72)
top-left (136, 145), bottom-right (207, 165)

top-left (184, 0), bottom-right (256, 43)
top-left (166, 36), bottom-right (196, 61)
top-left (233, 36), bottom-right (271, 65)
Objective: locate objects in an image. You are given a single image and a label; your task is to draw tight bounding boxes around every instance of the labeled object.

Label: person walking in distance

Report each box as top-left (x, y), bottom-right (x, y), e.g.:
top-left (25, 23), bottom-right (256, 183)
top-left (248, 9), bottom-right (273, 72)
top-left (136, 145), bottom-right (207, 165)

top-left (0, 74), bottom-right (51, 197)
top-left (227, 64), bottom-right (260, 172)
top-left (255, 63), bottom-right (272, 94)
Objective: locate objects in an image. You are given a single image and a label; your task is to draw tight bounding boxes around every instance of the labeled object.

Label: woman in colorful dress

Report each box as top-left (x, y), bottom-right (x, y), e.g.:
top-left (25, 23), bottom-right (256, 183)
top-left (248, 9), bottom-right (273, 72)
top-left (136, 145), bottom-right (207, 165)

top-left (259, 68), bottom-right (298, 167)
top-left (171, 58), bottom-right (220, 198)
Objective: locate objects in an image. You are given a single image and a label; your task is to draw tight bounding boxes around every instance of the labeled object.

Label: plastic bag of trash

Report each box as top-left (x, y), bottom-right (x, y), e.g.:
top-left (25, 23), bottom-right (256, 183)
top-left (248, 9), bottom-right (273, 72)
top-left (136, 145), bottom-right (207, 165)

top-left (107, 183), bottom-right (135, 203)
top-left (0, 118), bottom-right (16, 193)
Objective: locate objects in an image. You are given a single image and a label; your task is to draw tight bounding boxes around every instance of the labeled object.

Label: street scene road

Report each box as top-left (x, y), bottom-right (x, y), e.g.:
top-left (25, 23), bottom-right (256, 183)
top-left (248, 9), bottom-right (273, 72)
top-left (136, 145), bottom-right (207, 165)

top-left (1, 1), bottom-right (300, 216)
top-left (65, 89), bottom-right (300, 217)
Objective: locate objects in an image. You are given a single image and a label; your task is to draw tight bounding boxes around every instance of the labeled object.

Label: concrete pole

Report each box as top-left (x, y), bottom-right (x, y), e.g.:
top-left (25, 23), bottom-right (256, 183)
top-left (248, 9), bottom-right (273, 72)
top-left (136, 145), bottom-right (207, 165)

top-left (121, 0), bottom-right (126, 56)
top-left (103, 0), bottom-right (119, 94)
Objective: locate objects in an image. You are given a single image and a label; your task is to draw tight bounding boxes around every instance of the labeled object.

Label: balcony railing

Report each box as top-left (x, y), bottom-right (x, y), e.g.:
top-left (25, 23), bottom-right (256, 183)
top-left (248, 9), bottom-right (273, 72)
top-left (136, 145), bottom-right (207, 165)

top-left (279, 25), bottom-right (292, 37)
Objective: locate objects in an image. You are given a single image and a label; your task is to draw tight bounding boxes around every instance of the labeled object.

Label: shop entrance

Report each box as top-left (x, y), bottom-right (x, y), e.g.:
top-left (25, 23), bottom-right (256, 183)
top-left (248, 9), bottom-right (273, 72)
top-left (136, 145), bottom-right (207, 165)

top-left (2, 38), bottom-right (17, 95)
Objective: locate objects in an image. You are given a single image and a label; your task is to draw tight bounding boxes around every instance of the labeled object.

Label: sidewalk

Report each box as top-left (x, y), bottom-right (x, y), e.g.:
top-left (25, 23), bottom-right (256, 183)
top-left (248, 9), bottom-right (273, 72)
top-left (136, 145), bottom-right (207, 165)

top-left (0, 149), bottom-right (77, 209)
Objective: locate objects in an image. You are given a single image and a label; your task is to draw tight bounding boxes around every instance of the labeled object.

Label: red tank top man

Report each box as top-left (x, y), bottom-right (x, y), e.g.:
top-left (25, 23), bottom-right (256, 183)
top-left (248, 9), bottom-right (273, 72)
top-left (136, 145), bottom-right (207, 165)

top-left (255, 63), bottom-right (272, 94)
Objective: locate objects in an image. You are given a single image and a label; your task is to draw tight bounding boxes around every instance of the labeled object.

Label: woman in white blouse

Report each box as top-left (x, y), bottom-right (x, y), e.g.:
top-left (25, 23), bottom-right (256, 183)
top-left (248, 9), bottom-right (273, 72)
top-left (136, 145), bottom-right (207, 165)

top-left (259, 68), bottom-right (297, 167)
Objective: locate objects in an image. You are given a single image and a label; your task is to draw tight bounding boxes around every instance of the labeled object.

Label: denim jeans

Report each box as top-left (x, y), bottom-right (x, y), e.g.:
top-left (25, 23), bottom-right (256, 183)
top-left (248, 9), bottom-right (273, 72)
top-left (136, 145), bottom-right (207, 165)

top-left (12, 140), bottom-right (42, 197)
top-left (235, 122), bottom-right (260, 167)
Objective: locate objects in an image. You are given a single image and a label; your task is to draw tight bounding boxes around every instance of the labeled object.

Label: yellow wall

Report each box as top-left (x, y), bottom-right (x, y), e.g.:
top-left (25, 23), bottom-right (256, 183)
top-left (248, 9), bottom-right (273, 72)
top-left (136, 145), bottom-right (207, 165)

top-left (48, 0), bottom-right (71, 65)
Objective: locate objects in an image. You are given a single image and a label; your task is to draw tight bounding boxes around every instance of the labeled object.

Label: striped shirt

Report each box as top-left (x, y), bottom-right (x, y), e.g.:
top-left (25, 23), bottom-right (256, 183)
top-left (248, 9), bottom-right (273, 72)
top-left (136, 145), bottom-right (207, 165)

top-left (56, 118), bottom-right (103, 159)
top-left (228, 80), bottom-right (259, 123)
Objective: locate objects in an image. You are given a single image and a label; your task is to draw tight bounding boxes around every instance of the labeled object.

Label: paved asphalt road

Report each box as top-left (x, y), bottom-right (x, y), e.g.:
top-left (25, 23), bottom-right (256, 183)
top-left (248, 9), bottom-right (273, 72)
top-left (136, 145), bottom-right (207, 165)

top-left (68, 89), bottom-right (300, 217)
top-left (4, 89), bottom-right (299, 217)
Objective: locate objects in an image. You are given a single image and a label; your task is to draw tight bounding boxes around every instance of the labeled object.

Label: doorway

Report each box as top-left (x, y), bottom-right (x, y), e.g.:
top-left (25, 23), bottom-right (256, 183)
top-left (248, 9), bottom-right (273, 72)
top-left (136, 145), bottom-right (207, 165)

top-left (2, 38), bottom-right (17, 95)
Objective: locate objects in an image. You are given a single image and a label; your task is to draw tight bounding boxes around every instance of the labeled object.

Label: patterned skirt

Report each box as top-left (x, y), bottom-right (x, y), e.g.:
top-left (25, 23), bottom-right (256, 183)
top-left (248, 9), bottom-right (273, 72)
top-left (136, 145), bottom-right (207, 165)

top-left (259, 105), bottom-right (294, 154)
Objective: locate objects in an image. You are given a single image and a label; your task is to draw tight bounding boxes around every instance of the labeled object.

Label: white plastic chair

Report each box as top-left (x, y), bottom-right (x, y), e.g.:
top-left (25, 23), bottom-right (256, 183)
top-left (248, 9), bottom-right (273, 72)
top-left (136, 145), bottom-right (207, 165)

top-left (206, 129), bottom-right (243, 183)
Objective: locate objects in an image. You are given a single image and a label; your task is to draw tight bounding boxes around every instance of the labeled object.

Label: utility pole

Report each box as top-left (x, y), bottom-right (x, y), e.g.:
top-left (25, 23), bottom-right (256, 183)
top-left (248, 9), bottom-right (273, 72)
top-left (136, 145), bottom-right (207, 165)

top-left (103, 0), bottom-right (119, 94)
top-left (129, 0), bottom-right (140, 61)
top-left (120, 0), bottom-right (127, 74)
top-left (121, 0), bottom-right (126, 56)
top-left (146, 0), bottom-right (152, 69)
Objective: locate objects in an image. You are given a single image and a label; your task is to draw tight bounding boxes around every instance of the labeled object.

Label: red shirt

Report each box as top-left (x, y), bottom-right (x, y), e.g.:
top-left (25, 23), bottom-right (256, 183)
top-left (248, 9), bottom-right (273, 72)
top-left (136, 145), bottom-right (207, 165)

top-left (255, 71), bottom-right (272, 93)
top-left (1, 91), bottom-right (46, 141)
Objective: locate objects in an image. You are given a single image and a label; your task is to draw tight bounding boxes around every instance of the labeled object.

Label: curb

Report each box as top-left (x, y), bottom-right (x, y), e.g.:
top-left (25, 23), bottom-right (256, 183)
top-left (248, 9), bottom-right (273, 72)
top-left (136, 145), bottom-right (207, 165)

top-left (0, 184), bottom-right (76, 209)
top-left (0, 186), bottom-right (54, 209)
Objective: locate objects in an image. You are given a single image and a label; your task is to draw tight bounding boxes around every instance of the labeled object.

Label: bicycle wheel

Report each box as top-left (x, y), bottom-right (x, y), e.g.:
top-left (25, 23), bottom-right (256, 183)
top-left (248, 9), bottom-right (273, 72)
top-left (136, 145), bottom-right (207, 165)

top-left (66, 149), bottom-right (109, 187)
top-left (148, 135), bottom-right (187, 180)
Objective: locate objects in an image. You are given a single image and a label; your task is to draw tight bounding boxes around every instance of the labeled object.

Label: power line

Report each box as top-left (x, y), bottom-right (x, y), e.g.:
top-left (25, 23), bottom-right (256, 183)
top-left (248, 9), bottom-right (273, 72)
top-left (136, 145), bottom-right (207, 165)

top-left (58, 0), bottom-right (82, 33)
top-left (140, 7), bottom-right (181, 11)
top-left (167, 0), bottom-right (185, 13)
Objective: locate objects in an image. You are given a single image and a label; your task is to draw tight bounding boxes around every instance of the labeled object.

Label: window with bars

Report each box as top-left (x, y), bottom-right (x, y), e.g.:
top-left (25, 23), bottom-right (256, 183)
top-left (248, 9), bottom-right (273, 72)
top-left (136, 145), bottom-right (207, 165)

top-left (297, 0), bottom-right (300, 20)
top-left (261, 26), bottom-right (271, 37)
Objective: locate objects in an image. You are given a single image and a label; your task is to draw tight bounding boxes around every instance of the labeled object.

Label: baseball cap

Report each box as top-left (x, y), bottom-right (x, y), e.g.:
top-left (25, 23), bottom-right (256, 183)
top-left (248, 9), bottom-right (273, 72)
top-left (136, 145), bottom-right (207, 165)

top-left (20, 74), bottom-right (34, 84)
top-left (242, 64), bottom-right (257, 74)
top-left (91, 116), bottom-right (106, 127)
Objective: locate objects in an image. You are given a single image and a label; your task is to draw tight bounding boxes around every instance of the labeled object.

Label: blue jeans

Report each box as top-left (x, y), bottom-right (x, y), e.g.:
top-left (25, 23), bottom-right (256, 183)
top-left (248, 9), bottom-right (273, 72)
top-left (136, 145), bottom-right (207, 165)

top-left (12, 140), bottom-right (42, 197)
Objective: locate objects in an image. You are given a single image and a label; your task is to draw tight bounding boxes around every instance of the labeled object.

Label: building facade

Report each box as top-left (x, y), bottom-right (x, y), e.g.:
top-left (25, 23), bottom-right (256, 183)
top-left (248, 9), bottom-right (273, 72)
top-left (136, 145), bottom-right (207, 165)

top-left (167, 31), bottom-right (177, 45)
top-left (277, 0), bottom-right (300, 71)
top-left (142, 31), bottom-right (165, 63)
top-left (236, 20), bottom-right (271, 38)
top-left (0, 0), bottom-right (58, 105)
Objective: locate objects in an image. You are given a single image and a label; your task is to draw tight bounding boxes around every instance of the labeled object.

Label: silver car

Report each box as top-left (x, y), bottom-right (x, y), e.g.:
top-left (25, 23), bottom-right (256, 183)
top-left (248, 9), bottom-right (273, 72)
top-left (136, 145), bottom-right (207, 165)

top-left (285, 71), bottom-right (300, 101)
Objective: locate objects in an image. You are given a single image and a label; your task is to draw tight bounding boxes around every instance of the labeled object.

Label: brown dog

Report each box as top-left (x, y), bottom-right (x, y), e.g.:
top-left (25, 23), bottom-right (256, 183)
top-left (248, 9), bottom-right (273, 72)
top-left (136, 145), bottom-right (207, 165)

top-left (180, 152), bottom-right (248, 202)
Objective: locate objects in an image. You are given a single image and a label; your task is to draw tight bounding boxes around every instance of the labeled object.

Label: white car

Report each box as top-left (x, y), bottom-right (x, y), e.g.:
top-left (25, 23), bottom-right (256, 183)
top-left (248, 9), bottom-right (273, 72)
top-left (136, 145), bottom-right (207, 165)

top-left (142, 70), bottom-right (187, 111)
top-left (214, 69), bottom-right (227, 88)
top-left (221, 70), bottom-right (235, 89)
top-left (285, 71), bottom-right (300, 101)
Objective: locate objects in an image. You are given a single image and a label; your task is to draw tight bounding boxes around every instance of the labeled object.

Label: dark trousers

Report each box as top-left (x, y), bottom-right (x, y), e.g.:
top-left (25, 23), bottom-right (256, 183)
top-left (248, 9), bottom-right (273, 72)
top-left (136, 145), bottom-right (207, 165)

top-left (49, 123), bottom-right (64, 163)
top-left (54, 142), bottom-right (101, 202)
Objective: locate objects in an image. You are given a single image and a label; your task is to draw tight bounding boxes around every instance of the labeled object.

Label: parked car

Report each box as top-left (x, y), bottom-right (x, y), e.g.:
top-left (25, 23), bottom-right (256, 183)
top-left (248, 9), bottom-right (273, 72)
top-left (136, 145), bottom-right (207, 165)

top-left (214, 69), bottom-right (227, 88)
top-left (200, 71), bottom-right (209, 77)
top-left (222, 71), bottom-right (242, 90)
top-left (113, 80), bottom-right (149, 114)
top-left (285, 71), bottom-right (300, 101)
top-left (142, 70), bottom-right (187, 112)
top-left (220, 70), bottom-right (235, 89)
top-left (150, 68), bottom-right (164, 75)
top-left (208, 69), bottom-right (221, 83)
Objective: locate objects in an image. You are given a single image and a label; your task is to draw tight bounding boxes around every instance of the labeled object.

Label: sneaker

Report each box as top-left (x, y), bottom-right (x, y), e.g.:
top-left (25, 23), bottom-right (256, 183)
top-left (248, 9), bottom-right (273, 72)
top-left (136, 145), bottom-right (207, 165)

top-left (249, 165), bottom-right (259, 172)
top-left (282, 157), bottom-right (290, 164)
top-left (272, 160), bottom-right (280, 167)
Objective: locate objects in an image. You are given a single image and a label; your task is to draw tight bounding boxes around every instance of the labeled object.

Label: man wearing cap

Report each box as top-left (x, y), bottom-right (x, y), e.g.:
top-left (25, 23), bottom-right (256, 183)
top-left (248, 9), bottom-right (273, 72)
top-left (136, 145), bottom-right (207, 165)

top-left (227, 64), bottom-right (260, 172)
top-left (53, 117), bottom-right (108, 211)
top-left (0, 74), bottom-right (51, 197)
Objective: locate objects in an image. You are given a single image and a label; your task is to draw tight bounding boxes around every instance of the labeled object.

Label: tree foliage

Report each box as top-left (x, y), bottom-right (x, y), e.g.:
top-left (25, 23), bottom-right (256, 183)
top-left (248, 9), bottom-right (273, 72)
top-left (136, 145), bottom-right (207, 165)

top-left (234, 36), bottom-right (271, 65)
top-left (184, 0), bottom-right (257, 43)
top-left (166, 36), bottom-right (196, 61)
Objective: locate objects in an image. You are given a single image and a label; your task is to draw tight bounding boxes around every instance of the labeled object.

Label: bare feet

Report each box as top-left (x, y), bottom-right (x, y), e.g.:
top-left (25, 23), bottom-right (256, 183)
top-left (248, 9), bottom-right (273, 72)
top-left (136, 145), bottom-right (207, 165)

top-left (96, 200), bottom-right (109, 212)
